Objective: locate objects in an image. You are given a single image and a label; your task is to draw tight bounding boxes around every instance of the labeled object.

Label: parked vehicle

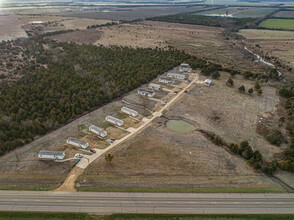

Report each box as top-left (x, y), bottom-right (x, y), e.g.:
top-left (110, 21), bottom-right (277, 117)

top-left (107, 139), bottom-right (114, 144)
top-left (75, 153), bottom-right (83, 158)
top-left (111, 138), bottom-right (116, 141)
top-left (90, 149), bottom-right (96, 154)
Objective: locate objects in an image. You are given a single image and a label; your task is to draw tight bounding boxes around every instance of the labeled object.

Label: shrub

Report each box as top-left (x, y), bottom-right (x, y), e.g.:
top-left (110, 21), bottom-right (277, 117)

top-left (267, 129), bottom-right (283, 146)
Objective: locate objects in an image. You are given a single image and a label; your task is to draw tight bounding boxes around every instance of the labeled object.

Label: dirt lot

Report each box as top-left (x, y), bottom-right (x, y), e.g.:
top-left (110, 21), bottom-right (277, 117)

top-left (77, 122), bottom-right (282, 191)
top-left (239, 29), bottom-right (294, 68)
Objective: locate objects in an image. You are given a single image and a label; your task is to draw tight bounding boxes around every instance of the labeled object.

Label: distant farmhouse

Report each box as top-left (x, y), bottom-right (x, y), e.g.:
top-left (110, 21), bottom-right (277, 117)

top-left (121, 107), bottom-right (138, 117)
top-left (138, 89), bottom-right (155, 97)
top-left (67, 137), bottom-right (89, 149)
top-left (159, 77), bottom-right (174, 84)
top-left (179, 63), bottom-right (192, 73)
top-left (148, 83), bottom-right (161, 90)
top-left (167, 73), bottom-right (186, 80)
top-left (106, 116), bottom-right (124, 126)
top-left (89, 125), bottom-right (107, 137)
top-left (38, 151), bottom-right (65, 160)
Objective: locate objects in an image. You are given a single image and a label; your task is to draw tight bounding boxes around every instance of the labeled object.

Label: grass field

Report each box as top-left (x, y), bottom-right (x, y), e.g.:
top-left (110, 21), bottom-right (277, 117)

top-left (203, 0), bottom-right (268, 6)
top-left (77, 187), bottom-right (285, 193)
top-left (259, 19), bottom-right (294, 30)
top-left (196, 7), bottom-right (275, 18)
top-left (273, 10), bottom-right (294, 18)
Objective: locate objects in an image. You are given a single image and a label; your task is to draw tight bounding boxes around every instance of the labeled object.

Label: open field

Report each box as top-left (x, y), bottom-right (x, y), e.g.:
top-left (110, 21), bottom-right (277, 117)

top-left (52, 20), bottom-right (261, 71)
top-left (58, 6), bottom-right (208, 21)
top-left (202, 1), bottom-right (270, 6)
top-left (258, 19), bottom-right (294, 30)
top-left (273, 10), bottom-right (294, 18)
top-left (77, 123), bottom-right (282, 191)
top-left (166, 73), bottom-right (282, 161)
top-left (239, 29), bottom-right (294, 68)
top-left (196, 7), bottom-right (276, 18)
top-left (0, 13), bottom-right (110, 41)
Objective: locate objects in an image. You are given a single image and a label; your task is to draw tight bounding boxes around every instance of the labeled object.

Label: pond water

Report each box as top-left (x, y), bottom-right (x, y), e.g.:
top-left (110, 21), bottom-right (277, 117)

top-left (166, 120), bottom-right (195, 133)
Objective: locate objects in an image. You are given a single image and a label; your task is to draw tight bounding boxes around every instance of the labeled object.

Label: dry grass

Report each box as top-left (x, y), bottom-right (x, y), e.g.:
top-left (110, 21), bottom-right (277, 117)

top-left (166, 73), bottom-right (281, 161)
top-left (78, 124), bottom-right (282, 190)
top-left (240, 29), bottom-right (294, 68)
top-left (51, 21), bottom-right (256, 70)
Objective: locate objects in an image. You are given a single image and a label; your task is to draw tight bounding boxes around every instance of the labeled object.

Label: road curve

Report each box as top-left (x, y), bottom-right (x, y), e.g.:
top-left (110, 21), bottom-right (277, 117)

top-left (1, 191), bottom-right (294, 214)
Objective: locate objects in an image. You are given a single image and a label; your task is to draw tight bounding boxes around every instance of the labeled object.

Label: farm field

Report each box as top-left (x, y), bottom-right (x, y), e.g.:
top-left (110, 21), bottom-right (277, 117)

top-left (273, 10), bottom-right (294, 18)
top-left (258, 19), bottom-right (294, 30)
top-left (58, 6), bottom-right (208, 21)
top-left (239, 29), bottom-right (294, 67)
top-left (202, 0), bottom-right (270, 6)
top-left (0, 14), bottom-right (110, 41)
top-left (196, 7), bottom-right (276, 18)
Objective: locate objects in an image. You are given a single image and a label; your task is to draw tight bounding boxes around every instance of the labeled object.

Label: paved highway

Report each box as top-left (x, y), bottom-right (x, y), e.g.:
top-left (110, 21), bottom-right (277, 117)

top-left (0, 191), bottom-right (294, 214)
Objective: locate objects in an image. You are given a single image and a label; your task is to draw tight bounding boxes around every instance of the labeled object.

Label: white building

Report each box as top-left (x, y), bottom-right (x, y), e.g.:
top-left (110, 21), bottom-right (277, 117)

top-left (138, 89), bottom-right (155, 97)
top-left (180, 63), bottom-right (192, 72)
top-left (205, 79), bottom-right (212, 86)
top-left (38, 151), bottom-right (65, 160)
top-left (148, 83), bottom-right (161, 90)
top-left (167, 73), bottom-right (186, 80)
top-left (179, 67), bottom-right (192, 72)
top-left (89, 125), bottom-right (107, 137)
top-left (159, 77), bottom-right (174, 84)
top-left (67, 137), bottom-right (89, 149)
top-left (121, 107), bottom-right (138, 117)
top-left (106, 116), bottom-right (124, 126)
top-left (180, 63), bottom-right (190, 67)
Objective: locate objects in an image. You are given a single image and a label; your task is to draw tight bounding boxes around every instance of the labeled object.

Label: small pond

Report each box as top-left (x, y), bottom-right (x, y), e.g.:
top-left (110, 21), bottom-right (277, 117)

top-left (166, 120), bottom-right (195, 133)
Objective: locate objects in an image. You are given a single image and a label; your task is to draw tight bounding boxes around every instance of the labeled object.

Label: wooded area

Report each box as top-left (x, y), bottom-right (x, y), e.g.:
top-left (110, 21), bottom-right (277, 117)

top-left (0, 39), bottom-right (213, 156)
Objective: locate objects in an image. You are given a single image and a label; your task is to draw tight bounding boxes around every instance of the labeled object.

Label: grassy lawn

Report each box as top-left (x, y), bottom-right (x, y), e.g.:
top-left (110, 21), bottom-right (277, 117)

top-left (259, 19), bottom-right (294, 30)
top-left (0, 211), bottom-right (93, 219)
top-left (0, 186), bottom-right (57, 191)
top-left (77, 187), bottom-right (285, 193)
top-left (0, 212), bottom-right (293, 220)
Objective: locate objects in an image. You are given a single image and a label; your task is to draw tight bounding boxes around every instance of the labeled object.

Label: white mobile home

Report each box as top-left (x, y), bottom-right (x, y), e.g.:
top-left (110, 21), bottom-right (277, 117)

top-left (205, 79), bottom-right (212, 86)
top-left (67, 137), bottom-right (89, 149)
top-left (159, 77), bottom-right (174, 84)
top-left (138, 89), bottom-right (155, 97)
top-left (179, 67), bottom-right (192, 72)
top-left (106, 116), bottom-right (124, 126)
top-left (89, 125), bottom-right (107, 137)
top-left (180, 63), bottom-right (190, 68)
top-left (38, 151), bottom-right (65, 160)
top-left (148, 83), bottom-right (161, 90)
top-left (121, 107), bottom-right (138, 117)
top-left (167, 73), bottom-right (187, 80)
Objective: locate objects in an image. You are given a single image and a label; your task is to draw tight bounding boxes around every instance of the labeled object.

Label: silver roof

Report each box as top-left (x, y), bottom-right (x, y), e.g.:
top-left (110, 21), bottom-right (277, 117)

top-left (39, 151), bottom-right (65, 156)
top-left (67, 137), bottom-right (88, 145)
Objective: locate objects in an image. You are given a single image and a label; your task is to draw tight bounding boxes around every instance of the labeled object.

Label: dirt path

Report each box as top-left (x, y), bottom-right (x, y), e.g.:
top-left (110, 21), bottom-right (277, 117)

top-left (56, 73), bottom-right (199, 191)
top-left (55, 167), bottom-right (84, 192)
